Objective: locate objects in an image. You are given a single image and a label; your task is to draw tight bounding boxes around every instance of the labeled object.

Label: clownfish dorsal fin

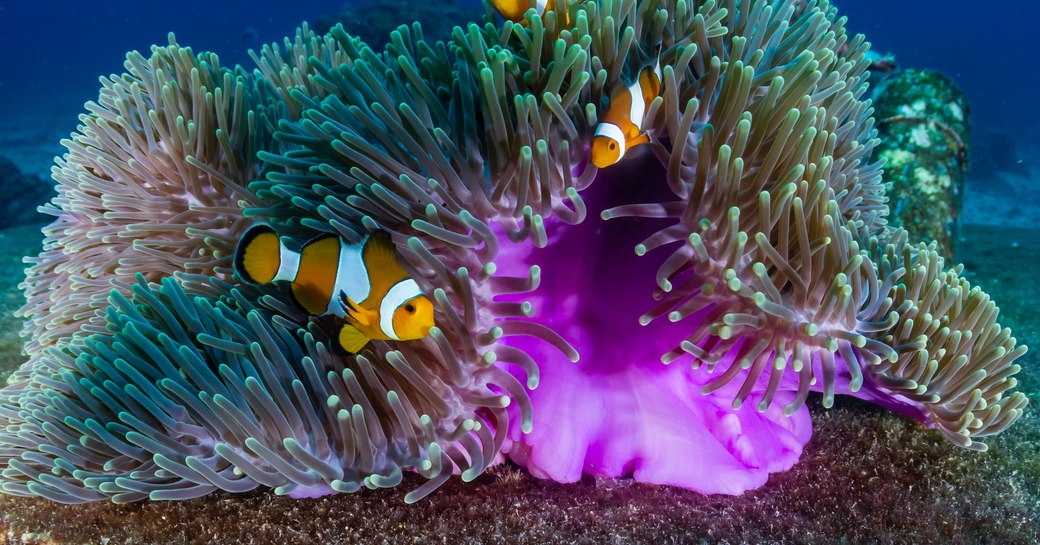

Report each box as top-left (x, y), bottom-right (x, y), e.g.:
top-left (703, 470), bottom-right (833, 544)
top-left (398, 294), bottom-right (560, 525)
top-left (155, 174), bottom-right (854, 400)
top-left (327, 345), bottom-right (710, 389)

top-left (299, 232), bottom-right (340, 254)
top-left (362, 229), bottom-right (407, 281)
top-left (634, 52), bottom-right (663, 100)
top-left (235, 224), bottom-right (282, 285)
top-left (363, 230), bottom-right (396, 260)
top-left (337, 323), bottom-right (371, 354)
top-left (649, 57), bottom-right (662, 90)
top-left (626, 41), bottom-right (663, 83)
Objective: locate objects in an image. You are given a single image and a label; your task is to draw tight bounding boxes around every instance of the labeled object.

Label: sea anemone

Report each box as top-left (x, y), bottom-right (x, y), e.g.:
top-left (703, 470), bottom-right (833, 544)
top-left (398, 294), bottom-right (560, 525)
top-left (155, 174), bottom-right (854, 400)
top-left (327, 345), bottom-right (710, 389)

top-left (0, 0), bottom-right (1027, 503)
top-left (1, 34), bottom-right (529, 503)
top-left (12, 39), bottom-right (274, 384)
top-left (251, 0), bottom-right (1026, 489)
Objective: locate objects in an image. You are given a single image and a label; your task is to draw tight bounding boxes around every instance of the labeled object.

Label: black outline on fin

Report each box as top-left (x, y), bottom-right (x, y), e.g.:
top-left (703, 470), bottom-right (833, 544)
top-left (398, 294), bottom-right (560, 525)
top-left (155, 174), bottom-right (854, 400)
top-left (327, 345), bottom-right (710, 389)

top-left (339, 290), bottom-right (359, 313)
top-left (299, 232), bottom-right (340, 254)
top-left (234, 223), bottom-right (278, 284)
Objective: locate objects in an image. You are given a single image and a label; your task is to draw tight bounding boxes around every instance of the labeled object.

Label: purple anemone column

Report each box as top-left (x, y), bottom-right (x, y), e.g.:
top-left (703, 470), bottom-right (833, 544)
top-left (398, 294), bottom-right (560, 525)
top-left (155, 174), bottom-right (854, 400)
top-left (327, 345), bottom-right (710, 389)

top-left (495, 154), bottom-right (814, 494)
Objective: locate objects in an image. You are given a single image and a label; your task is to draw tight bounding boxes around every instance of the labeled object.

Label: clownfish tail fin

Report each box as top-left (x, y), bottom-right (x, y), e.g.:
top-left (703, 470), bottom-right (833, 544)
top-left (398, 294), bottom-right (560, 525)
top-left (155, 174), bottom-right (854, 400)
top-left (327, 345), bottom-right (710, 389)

top-left (235, 224), bottom-right (282, 285)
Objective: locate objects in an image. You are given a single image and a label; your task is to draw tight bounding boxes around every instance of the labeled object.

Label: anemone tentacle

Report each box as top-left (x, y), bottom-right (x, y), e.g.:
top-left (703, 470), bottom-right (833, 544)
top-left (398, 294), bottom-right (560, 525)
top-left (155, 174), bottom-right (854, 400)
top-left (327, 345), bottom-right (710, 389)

top-left (596, 0), bottom-right (1025, 449)
top-left (13, 35), bottom-right (280, 388)
top-left (2, 275), bottom-right (507, 502)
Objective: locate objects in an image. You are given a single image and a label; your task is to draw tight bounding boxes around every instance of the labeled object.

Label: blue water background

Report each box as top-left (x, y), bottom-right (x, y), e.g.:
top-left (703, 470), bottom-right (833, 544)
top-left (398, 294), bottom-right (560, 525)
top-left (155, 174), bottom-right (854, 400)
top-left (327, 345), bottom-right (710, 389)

top-left (0, 0), bottom-right (1036, 176)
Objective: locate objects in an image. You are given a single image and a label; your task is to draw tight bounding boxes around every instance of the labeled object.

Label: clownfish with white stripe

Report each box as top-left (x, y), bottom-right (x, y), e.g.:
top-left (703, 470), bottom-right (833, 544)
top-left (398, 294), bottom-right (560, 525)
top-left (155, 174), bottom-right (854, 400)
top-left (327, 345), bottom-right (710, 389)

top-left (234, 224), bottom-right (435, 353)
top-left (591, 58), bottom-right (663, 169)
top-left (491, 0), bottom-right (570, 26)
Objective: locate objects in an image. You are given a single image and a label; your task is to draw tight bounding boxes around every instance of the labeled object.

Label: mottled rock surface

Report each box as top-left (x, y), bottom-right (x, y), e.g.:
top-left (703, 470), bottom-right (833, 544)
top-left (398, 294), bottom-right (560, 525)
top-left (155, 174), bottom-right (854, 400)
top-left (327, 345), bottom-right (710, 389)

top-left (0, 222), bottom-right (1036, 544)
top-left (874, 70), bottom-right (970, 257)
top-left (0, 158), bottom-right (51, 230)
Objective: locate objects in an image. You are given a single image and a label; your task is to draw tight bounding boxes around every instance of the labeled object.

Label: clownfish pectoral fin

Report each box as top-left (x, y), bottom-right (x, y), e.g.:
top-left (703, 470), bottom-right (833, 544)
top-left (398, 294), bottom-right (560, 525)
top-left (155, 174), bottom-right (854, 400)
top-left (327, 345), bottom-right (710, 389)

top-left (337, 323), bottom-right (371, 353)
top-left (235, 224), bottom-right (282, 285)
top-left (339, 292), bottom-right (377, 327)
top-left (340, 290), bottom-right (359, 312)
top-left (630, 132), bottom-right (651, 147)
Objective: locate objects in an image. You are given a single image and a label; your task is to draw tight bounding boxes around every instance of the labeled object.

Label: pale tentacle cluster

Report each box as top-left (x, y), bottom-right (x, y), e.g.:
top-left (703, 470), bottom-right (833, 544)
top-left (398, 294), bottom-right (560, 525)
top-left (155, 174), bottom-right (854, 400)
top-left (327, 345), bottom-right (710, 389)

top-left (3, 275), bottom-right (496, 502)
top-left (619, 0), bottom-right (1026, 448)
top-left (13, 36), bottom-right (275, 386)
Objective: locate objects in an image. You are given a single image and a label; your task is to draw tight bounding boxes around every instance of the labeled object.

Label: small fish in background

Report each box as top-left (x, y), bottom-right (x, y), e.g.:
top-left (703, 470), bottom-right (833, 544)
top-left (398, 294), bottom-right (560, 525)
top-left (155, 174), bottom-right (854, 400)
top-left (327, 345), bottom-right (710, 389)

top-left (240, 27), bottom-right (259, 44)
top-left (491, 0), bottom-right (571, 26)
top-left (590, 57), bottom-right (664, 169)
top-left (235, 224), bottom-right (435, 353)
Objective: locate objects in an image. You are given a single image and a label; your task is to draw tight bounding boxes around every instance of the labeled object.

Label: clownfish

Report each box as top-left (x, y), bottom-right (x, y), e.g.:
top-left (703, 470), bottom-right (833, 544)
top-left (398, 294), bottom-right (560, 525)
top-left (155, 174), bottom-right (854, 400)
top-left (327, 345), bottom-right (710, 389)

top-left (234, 224), bottom-right (435, 353)
top-left (491, 0), bottom-right (570, 26)
top-left (591, 59), bottom-right (663, 169)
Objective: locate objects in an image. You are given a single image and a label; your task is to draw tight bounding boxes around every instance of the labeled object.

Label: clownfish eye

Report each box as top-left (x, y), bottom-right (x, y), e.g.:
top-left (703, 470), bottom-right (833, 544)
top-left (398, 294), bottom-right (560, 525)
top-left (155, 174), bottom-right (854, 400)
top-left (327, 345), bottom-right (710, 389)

top-left (608, 141), bottom-right (617, 150)
top-left (405, 303), bottom-right (416, 314)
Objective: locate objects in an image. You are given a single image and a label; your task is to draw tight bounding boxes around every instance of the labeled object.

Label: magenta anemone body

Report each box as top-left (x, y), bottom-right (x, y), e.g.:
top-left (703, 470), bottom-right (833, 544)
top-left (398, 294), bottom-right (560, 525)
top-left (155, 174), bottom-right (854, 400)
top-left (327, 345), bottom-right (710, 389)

top-left (495, 153), bottom-right (924, 493)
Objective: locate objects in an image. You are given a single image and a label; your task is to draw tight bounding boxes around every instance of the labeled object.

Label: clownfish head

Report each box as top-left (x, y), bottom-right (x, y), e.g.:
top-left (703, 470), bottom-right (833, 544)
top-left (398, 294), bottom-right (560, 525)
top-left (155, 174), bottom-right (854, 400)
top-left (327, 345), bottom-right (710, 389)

top-left (376, 278), bottom-right (435, 341)
top-left (390, 294), bottom-right (435, 340)
top-left (591, 123), bottom-right (626, 168)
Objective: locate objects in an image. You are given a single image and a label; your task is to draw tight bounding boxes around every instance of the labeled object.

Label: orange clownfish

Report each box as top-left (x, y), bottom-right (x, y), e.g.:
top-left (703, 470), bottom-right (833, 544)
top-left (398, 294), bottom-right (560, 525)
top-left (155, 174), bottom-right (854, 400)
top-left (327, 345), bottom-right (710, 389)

top-left (590, 59), bottom-right (663, 169)
top-left (492, 0), bottom-right (570, 25)
top-left (234, 224), bottom-right (435, 353)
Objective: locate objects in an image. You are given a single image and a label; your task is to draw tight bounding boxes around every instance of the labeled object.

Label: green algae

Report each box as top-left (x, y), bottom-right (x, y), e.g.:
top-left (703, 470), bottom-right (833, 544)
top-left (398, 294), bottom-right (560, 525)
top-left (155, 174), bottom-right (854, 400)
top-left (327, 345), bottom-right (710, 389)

top-left (0, 222), bottom-right (1035, 544)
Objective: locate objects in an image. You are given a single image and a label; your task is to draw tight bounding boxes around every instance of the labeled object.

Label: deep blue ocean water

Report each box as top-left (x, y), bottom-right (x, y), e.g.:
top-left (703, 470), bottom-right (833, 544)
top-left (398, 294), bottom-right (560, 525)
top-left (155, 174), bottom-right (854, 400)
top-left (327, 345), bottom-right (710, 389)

top-left (0, 0), bottom-right (1037, 197)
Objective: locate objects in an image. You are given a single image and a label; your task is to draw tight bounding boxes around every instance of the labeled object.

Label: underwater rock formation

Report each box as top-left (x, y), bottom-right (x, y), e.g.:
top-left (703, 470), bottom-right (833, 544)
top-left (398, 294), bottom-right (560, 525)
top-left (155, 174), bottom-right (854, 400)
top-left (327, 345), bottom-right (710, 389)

top-left (0, 227), bottom-right (44, 384)
top-left (0, 156), bottom-right (53, 229)
top-left (874, 69), bottom-right (969, 257)
top-left (0, 0), bottom-right (1028, 504)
